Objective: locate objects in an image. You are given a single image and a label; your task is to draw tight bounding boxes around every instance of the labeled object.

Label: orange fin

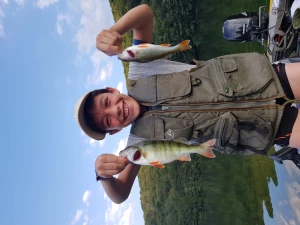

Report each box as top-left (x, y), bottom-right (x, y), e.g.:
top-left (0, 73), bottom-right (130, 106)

top-left (178, 154), bottom-right (191, 162)
top-left (138, 44), bottom-right (149, 48)
top-left (160, 43), bottom-right (171, 47)
top-left (150, 161), bottom-right (165, 168)
top-left (198, 139), bottom-right (216, 158)
top-left (153, 164), bottom-right (165, 169)
top-left (178, 40), bottom-right (192, 51)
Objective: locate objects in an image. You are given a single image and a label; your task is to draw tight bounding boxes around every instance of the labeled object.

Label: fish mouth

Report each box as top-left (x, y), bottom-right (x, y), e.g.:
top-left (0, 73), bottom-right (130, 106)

top-left (123, 101), bottom-right (129, 121)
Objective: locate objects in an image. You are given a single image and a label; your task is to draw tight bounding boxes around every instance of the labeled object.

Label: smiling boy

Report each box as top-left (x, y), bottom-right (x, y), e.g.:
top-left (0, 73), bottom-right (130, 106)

top-left (74, 4), bottom-right (300, 204)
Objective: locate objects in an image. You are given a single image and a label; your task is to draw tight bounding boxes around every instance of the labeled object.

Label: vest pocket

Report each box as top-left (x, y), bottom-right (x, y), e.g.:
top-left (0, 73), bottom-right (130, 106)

top-left (153, 116), bottom-right (194, 141)
top-left (128, 71), bottom-right (192, 103)
top-left (156, 71), bottom-right (192, 102)
top-left (214, 112), bottom-right (273, 154)
top-left (211, 53), bottom-right (273, 98)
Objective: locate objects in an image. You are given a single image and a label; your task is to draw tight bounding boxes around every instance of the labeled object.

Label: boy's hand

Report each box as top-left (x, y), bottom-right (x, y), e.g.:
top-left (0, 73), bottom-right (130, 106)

top-left (95, 154), bottom-right (129, 178)
top-left (96, 29), bottom-right (123, 56)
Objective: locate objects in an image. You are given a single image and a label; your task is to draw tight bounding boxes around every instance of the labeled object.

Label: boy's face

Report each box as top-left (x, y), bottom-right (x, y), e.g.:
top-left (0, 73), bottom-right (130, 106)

top-left (89, 87), bottom-right (141, 135)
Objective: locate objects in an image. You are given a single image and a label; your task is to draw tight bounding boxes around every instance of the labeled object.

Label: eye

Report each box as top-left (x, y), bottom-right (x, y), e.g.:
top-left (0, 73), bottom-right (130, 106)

top-left (106, 116), bottom-right (110, 127)
top-left (105, 98), bottom-right (109, 107)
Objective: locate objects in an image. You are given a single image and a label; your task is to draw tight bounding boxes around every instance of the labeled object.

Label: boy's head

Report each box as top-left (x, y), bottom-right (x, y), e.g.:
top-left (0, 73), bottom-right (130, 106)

top-left (74, 87), bottom-right (141, 140)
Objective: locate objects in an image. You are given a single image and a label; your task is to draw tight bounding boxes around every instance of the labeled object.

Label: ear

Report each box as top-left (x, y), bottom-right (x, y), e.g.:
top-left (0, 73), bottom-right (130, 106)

top-left (108, 129), bottom-right (122, 135)
top-left (106, 87), bottom-right (120, 94)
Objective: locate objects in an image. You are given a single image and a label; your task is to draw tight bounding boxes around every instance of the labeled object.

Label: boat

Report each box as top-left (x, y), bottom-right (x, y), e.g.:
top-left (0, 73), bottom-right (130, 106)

top-left (222, 0), bottom-right (300, 63)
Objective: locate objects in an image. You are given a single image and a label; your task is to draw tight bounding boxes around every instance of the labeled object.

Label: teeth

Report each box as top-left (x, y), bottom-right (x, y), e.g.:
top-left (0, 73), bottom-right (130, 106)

top-left (124, 103), bottom-right (129, 119)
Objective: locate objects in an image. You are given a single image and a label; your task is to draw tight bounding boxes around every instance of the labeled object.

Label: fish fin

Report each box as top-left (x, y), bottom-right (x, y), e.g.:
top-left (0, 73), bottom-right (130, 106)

top-left (138, 44), bottom-right (149, 48)
top-left (198, 139), bottom-right (216, 158)
top-left (150, 161), bottom-right (165, 168)
top-left (178, 40), bottom-right (192, 52)
top-left (178, 154), bottom-right (191, 162)
top-left (153, 164), bottom-right (165, 169)
top-left (160, 43), bottom-right (171, 47)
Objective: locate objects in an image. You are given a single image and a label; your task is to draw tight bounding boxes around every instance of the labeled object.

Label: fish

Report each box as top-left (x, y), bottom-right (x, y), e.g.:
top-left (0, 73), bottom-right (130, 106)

top-left (119, 139), bottom-right (216, 168)
top-left (117, 40), bottom-right (192, 63)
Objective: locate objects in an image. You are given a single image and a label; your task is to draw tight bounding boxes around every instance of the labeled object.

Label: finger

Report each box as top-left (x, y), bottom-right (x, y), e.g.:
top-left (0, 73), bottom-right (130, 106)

top-left (96, 43), bottom-right (122, 55)
top-left (111, 30), bottom-right (123, 44)
top-left (98, 154), bottom-right (129, 164)
top-left (97, 30), bottom-right (122, 46)
top-left (97, 162), bottom-right (129, 171)
top-left (97, 169), bottom-right (123, 178)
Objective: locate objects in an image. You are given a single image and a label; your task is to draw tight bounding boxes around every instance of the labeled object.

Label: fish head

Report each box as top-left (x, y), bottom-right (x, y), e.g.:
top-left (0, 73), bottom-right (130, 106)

top-left (117, 49), bottom-right (136, 62)
top-left (119, 146), bottom-right (143, 162)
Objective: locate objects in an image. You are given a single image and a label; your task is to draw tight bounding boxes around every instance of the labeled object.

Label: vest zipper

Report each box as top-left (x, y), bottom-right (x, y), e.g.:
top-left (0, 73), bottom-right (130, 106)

top-left (160, 100), bottom-right (276, 111)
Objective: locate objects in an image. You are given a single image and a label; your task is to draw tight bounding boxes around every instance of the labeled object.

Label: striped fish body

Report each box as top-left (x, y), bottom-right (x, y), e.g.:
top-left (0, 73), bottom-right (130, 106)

top-left (117, 40), bottom-right (192, 63)
top-left (119, 139), bottom-right (216, 168)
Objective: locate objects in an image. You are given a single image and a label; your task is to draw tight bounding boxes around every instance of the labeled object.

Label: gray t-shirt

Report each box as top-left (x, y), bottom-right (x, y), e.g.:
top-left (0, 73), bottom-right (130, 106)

top-left (126, 59), bottom-right (195, 146)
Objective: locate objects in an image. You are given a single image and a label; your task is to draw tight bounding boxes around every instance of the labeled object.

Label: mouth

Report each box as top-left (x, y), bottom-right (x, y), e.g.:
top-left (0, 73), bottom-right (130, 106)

top-left (123, 101), bottom-right (129, 120)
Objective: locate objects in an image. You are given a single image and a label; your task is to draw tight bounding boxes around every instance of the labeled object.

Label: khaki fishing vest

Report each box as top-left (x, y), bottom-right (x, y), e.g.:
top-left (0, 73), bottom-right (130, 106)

top-left (128, 53), bottom-right (287, 155)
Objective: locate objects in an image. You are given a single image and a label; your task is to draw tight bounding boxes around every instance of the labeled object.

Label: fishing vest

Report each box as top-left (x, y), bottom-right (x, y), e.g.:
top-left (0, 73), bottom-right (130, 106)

top-left (128, 53), bottom-right (287, 155)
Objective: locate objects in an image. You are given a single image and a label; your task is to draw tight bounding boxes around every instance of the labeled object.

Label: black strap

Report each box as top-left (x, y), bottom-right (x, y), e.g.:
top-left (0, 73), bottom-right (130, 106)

top-left (234, 123), bottom-right (268, 136)
top-left (227, 143), bottom-right (267, 155)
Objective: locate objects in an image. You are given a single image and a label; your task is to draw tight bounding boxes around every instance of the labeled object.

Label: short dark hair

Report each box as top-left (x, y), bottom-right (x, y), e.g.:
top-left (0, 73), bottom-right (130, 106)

top-left (84, 89), bottom-right (109, 133)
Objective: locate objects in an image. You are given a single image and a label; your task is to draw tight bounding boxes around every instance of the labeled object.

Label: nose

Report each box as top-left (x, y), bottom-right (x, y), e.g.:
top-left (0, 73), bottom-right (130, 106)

top-left (111, 103), bottom-right (121, 118)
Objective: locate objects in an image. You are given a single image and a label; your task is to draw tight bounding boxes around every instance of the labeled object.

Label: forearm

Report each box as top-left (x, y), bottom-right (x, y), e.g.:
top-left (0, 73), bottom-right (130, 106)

top-left (109, 4), bottom-right (153, 42)
top-left (101, 163), bottom-right (141, 204)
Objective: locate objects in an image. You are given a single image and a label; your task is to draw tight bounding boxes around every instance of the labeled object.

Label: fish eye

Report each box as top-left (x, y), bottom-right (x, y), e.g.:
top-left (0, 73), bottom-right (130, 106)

top-left (133, 150), bottom-right (141, 161)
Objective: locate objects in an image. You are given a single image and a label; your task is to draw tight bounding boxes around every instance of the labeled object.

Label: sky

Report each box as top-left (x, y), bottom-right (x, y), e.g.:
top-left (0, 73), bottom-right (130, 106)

top-left (1, 1), bottom-right (300, 225)
top-left (0, 0), bottom-right (144, 225)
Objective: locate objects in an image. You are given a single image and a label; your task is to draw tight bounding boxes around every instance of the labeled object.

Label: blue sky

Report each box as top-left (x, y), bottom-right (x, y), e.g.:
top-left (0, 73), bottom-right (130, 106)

top-left (2, 1), bottom-right (300, 225)
top-left (0, 0), bottom-right (143, 225)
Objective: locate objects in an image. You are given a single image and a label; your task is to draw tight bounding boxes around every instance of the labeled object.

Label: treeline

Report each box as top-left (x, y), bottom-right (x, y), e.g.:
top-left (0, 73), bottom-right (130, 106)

top-left (138, 152), bottom-right (277, 225)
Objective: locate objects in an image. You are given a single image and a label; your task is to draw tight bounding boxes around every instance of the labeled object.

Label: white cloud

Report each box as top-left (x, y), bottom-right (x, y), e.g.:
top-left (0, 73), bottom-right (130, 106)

top-left (74, 0), bottom-right (112, 54)
top-left (89, 138), bottom-right (96, 148)
top-left (105, 202), bottom-right (134, 225)
top-left (0, 0), bottom-right (8, 4)
top-left (113, 139), bottom-right (127, 156)
top-left (0, 6), bottom-right (5, 37)
top-left (117, 82), bottom-right (124, 94)
top-left (56, 13), bottom-right (71, 35)
top-left (99, 139), bottom-right (105, 148)
top-left (286, 182), bottom-right (300, 224)
top-left (0, 23), bottom-right (4, 37)
top-left (86, 50), bottom-right (113, 85)
top-left (82, 190), bottom-right (92, 206)
top-left (15, 0), bottom-right (24, 6)
top-left (87, 61), bottom-right (113, 85)
top-left (84, 148), bottom-right (92, 155)
top-left (0, 7), bottom-right (5, 17)
top-left (36, 0), bottom-right (58, 9)
top-left (71, 209), bottom-right (84, 225)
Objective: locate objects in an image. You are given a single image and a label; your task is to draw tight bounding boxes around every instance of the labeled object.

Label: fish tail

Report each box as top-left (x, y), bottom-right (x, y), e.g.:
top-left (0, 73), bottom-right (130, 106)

top-left (178, 40), bottom-right (192, 52)
top-left (198, 139), bottom-right (216, 158)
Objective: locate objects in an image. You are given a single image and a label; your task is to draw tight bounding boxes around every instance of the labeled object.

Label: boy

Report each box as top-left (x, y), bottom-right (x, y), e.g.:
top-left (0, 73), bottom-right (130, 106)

top-left (74, 4), bottom-right (300, 204)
